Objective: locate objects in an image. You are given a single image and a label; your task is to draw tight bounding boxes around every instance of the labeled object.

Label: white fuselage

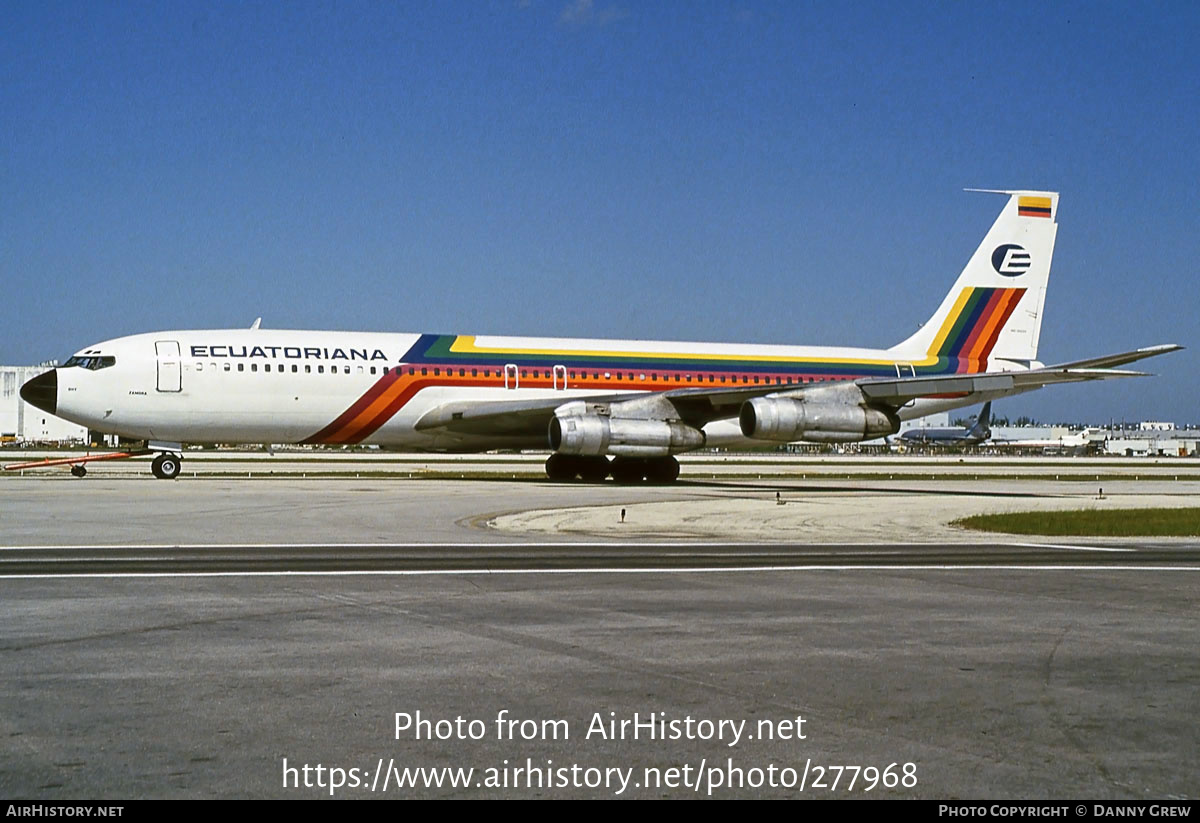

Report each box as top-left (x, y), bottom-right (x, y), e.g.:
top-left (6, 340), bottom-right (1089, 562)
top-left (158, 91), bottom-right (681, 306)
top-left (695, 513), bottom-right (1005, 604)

top-left (52, 328), bottom-right (1032, 451)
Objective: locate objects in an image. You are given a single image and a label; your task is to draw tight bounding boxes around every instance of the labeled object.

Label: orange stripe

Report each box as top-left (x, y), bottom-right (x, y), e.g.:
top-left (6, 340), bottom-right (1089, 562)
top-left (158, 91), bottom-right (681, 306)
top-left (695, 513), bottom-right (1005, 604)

top-left (332, 374), bottom-right (419, 442)
top-left (965, 289), bottom-right (1017, 362)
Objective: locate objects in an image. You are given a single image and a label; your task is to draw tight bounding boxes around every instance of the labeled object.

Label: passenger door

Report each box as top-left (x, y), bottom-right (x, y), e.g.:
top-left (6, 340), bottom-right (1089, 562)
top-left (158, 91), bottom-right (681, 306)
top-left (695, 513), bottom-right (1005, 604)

top-left (156, 341), bottom-right (182, 392)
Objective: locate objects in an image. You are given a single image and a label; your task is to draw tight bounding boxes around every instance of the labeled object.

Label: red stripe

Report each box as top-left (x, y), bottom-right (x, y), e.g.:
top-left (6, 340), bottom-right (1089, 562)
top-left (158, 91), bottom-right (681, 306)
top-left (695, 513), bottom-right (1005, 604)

top-left (956, 290), bottom-right (1007, 366)
top-left (328, 379), bottom-right (428, 444)
top-left (975, 290), bottom-right (1025, 362)
top-left (300, 370), bottom-right (402, 444)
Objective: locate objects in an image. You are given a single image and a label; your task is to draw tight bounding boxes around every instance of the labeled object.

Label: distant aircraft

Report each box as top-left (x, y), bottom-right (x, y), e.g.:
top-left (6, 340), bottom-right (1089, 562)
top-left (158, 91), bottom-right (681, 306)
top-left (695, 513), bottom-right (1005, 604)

top-left (898, 402), bottom-right (992, 446)
top-left (12, 190), bottom-right (1182, 482)
top-left (990, 427), bottom-right (1106, 454)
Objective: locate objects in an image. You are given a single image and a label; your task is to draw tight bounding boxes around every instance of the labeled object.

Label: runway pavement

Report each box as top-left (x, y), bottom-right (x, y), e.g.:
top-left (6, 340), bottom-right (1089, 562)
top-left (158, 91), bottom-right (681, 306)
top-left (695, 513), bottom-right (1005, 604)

top-left (1, 474), bottom-right (1197, 798)
top-left (3, 540), bottom-right (1200, 576)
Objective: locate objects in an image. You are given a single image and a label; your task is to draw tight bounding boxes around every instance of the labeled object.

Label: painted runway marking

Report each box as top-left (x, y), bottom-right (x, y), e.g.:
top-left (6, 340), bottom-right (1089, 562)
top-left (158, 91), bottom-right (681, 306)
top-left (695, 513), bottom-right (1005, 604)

top-left (1011, 542), bottom-right (1136, 553)
top-left (2, 565), bottom-right (1198, 580)
top-left (0, 540), bottom-right (1153, 550)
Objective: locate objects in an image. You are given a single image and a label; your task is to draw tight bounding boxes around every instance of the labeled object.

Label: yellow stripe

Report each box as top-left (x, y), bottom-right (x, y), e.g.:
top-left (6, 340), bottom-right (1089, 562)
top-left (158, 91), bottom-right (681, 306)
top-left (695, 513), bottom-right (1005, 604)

top-left (447, 335), bottom-right (904, 367)
top-left (1018, 196), bottom-right (1052, 209)
top-left (926, 288), bottom-right (974, 356)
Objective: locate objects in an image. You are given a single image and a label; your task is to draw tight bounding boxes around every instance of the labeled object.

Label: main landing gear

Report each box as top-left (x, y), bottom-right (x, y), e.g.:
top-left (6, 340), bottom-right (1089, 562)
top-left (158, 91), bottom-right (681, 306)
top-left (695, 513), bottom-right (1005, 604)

top-left (544, 454), bottom-right (680, 484)
top-left (151, 452), bottom-right (183, 480)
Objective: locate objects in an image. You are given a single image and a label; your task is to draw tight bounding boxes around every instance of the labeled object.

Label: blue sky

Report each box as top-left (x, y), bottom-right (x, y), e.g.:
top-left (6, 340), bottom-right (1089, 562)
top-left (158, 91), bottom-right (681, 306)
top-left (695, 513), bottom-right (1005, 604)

top-left (3, 1), bottom-right (1197, 424)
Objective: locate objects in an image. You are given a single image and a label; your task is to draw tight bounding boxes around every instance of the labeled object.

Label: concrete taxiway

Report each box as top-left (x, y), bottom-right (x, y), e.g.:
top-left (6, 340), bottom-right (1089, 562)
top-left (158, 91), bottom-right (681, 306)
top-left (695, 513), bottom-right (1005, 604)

top-left (1, 473), bottom-right (1197, 798)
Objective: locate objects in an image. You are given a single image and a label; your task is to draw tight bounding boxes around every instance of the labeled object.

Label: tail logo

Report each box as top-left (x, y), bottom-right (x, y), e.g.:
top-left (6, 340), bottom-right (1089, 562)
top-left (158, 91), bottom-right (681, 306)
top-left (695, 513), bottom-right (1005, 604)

top-left (991, 244), bottom-right (1031, 277)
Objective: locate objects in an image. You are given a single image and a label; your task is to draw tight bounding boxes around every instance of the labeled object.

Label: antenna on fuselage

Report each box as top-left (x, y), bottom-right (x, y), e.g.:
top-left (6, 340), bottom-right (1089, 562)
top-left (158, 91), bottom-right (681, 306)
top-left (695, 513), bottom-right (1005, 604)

top-left (250, 317), bottom-right (262, 330)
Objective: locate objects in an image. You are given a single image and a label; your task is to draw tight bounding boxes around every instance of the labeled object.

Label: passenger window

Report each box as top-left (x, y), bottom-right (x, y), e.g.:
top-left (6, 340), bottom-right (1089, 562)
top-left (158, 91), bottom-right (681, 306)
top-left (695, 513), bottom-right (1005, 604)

top-left (238, 363), bottom-right (244, 372)
top-left (434, 368), bottom-right (440, 376)
top-left (357, 366), bottom-right (364, 374)
top-left (305, 365), bottom-right (311, 373)
top-left (459, 368), bottom-right (465, 376)
top-left (223, 363), bottom-right (230, 372)
top-left (318, 365), bottom-right (324, 374)
top-left (421, 367), bottom-right (427, 376)
top-left (251, 364), bottom-right (258, 373)
top-left (343, 366), bottom-right (350, 374)
top-left (370, 367), bottom-right (376, 375)
top-left (471, 368), bottom-right (478, 377)
top-left (196, 363), bottom-right (203, 371)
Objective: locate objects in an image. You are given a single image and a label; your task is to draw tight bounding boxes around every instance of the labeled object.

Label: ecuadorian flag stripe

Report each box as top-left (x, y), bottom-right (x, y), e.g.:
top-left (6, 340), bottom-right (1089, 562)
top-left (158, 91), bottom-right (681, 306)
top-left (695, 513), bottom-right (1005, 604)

top-left (1018, 196), bottom-right (1052, 218)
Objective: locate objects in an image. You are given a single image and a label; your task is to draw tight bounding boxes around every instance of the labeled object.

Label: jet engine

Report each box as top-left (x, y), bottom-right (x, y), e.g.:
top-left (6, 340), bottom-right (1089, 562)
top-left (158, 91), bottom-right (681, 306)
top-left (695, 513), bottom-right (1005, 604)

top-left (739, 393), bottom-right (899, 443)
top-left (549, 402), bottom-right (704, 457)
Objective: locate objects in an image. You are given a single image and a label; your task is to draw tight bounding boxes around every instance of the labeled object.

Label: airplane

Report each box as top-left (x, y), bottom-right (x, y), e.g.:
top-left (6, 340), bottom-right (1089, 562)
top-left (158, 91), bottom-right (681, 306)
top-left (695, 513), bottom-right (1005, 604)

top-left (897, 401), bottom-right (992, 447)
top-left (990, 426), bottom-right (1106, 454)
top-left (11, 190), bottom-right (1182, 483)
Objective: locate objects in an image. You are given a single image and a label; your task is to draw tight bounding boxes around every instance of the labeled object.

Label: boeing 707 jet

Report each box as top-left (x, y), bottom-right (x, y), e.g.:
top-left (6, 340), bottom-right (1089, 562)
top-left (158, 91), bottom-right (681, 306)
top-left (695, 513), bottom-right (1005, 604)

top-left (14, 190), bottom-right (1181, 482)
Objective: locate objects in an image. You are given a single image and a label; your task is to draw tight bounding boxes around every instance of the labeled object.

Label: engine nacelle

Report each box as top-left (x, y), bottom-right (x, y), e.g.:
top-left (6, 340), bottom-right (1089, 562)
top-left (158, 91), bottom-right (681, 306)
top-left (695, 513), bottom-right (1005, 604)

top-left (549, 408), bottom-right (704, 457)
top-left (739, 396), bottom-right (899, 443)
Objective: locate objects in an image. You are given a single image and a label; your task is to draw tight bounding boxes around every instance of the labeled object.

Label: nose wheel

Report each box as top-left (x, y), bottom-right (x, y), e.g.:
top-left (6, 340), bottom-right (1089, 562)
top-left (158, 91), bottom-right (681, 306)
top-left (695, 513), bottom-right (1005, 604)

top-left (151, 453), bottom-right (182, 480)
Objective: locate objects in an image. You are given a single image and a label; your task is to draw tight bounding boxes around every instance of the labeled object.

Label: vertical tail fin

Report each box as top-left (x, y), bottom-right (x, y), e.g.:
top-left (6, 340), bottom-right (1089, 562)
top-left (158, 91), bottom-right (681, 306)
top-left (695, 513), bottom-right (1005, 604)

top-left (968, 401), bottom-right (992, 439)
top-left (890, 190), bottom-right (1058, 370)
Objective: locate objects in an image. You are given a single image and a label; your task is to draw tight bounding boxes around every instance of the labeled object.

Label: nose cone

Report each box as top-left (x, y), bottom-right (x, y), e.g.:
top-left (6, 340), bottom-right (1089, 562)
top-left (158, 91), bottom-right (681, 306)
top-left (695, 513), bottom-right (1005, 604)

top-left (20, 370), bottom-right (57, 415)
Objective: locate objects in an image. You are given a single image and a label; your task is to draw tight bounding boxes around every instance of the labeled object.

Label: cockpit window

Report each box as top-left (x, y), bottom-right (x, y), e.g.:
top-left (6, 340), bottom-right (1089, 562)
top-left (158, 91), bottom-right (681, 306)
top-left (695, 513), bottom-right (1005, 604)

top-left (63, 355), bottom-right (116, 371)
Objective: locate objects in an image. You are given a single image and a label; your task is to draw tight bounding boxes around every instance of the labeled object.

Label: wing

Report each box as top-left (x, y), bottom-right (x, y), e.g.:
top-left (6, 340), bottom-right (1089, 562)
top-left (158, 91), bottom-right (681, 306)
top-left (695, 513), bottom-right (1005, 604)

top-left (860, 344), bottom-right (1182, 405)
top-left (412, 383), bottom-right (792, 438)
top-left (412, 344), bottom-right (1183, 439)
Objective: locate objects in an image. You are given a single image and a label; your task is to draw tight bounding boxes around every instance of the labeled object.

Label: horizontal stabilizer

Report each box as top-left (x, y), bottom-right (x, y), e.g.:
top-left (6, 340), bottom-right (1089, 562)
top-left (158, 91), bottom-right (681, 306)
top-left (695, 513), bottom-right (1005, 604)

top-left (1042, 344), bottom-right (1183, 371)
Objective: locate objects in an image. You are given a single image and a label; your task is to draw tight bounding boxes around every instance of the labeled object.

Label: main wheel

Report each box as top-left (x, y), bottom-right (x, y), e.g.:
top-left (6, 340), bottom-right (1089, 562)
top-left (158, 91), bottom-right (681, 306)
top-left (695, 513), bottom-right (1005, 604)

top-left (70, 464), bottom-right (87, 478)
top-left (610, 457), bottom-right (647, 484)
top-left (578, 456), bottom-right (611, 483)
top-left (645, 456), bottom-right (680, 484)
top-left (545, 453), bottom-right (578, 481)
top-left (151, 453), bottom-right (182, 480)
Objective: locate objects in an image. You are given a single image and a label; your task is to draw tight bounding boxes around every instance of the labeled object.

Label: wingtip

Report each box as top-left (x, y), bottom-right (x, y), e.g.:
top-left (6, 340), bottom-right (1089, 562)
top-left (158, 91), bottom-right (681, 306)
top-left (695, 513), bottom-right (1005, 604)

top-left (1136, 343), bottom-right (1185, 356)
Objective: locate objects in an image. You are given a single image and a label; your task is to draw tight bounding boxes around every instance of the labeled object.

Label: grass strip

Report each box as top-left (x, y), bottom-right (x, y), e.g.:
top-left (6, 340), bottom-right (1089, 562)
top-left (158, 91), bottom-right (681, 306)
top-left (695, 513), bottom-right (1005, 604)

top-left (954, 508), bottom-right (1200, 537)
